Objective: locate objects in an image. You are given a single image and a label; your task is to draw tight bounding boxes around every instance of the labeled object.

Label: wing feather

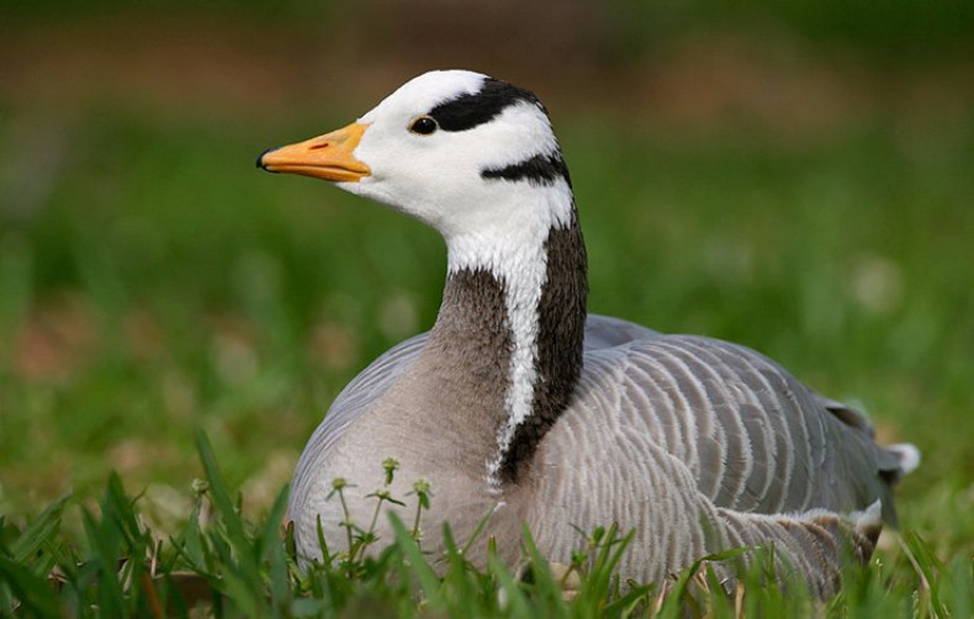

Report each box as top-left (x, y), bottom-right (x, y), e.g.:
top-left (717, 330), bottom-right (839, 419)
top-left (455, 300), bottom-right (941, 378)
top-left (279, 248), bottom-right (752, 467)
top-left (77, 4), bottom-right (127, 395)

top-left (293, 314), bottom-right (910, 526)
top-left (580, 315), bottom-right (905, 523)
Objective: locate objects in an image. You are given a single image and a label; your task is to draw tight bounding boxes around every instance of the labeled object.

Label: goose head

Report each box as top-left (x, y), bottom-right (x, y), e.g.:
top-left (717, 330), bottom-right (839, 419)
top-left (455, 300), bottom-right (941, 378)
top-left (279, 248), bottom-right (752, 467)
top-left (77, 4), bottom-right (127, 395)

top-left (258, 70), bottom-right (575, 268)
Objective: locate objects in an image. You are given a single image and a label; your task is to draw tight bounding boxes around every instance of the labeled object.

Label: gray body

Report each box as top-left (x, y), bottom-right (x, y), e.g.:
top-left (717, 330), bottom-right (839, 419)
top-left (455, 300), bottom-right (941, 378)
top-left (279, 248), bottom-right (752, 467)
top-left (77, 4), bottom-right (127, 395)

top-left (291, 315), bottom-right (904, 597)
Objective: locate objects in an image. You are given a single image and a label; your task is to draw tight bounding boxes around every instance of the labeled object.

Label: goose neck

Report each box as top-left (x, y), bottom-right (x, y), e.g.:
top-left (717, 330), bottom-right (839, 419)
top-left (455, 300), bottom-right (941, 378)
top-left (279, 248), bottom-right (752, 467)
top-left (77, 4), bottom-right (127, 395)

top-left (433, 212), bottom-right (588, 488)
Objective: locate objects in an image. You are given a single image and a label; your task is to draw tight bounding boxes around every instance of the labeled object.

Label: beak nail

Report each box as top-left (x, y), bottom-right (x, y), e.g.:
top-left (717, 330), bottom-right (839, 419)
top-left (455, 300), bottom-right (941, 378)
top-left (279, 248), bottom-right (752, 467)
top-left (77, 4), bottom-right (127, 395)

top-left (256, 147), bottom-right (279, 170)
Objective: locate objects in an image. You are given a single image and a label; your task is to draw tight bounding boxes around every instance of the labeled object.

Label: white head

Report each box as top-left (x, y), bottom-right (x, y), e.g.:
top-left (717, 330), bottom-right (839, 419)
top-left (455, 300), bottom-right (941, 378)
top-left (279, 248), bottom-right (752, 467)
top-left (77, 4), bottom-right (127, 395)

top-left (259, 70), bottom-right (576, 268)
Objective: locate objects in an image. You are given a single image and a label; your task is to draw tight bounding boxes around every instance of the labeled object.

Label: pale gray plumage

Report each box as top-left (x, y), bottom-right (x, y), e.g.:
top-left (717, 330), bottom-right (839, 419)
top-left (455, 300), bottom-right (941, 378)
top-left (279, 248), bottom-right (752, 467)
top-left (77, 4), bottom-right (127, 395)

top-left (260, 69), bottom-right (917, 598)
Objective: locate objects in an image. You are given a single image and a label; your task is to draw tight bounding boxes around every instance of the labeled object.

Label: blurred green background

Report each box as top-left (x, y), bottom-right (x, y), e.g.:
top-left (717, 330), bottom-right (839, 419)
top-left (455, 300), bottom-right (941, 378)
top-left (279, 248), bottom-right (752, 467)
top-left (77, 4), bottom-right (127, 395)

top-left (1, 1), bottom-right (971, 561)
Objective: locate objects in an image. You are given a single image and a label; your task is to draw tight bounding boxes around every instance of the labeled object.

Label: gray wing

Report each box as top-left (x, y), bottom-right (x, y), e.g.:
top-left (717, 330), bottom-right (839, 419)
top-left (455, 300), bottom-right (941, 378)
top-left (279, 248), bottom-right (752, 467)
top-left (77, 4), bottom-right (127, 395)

top-left (293, 314), bottom-right (912, 525)
top-left (582, 313), bottom-right (663, 348)
top-left (581, 315), bottom-right (909, 525)
top-left (290, 332), bottom-right (428, 511)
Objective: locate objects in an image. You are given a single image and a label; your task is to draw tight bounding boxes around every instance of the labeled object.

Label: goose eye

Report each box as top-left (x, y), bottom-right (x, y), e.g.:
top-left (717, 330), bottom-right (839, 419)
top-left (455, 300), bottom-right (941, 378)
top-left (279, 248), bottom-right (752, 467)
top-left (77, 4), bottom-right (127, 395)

top-left (409, 116), bottom-right (438, 135)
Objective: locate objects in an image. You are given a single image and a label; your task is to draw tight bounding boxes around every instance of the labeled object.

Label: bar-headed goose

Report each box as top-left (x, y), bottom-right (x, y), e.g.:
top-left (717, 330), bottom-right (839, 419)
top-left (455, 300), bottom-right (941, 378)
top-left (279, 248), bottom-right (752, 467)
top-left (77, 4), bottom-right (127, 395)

top-left (258, 70), bottom-right (918, 597)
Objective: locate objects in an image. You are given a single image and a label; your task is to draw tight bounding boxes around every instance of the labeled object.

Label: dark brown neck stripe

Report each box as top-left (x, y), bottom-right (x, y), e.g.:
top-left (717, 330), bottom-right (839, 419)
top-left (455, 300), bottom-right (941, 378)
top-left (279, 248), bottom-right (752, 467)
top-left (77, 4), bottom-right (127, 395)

top-left (499, 210), bottom-right (588, 483)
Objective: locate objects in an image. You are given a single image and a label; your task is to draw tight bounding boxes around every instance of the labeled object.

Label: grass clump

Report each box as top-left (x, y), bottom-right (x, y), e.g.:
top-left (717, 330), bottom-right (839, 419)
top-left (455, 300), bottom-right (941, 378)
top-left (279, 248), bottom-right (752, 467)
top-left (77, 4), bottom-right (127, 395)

top-left (1, 433), bottom-right (970, 617)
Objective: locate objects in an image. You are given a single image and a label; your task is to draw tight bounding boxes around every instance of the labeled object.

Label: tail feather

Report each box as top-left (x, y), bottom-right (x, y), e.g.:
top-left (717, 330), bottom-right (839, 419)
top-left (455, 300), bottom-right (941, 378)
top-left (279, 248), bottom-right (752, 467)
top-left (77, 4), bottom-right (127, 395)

top-left (886, 443), bottom-right (921, 477)
top-left (850, 500), bottom-right (883, 564)
top-left (712, 501), bottom-right (887, 599)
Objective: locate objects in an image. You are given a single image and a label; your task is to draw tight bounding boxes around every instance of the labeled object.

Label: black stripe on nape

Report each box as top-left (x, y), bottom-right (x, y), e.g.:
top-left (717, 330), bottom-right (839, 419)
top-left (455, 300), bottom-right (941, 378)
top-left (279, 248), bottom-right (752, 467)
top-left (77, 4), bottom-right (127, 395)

top-left (429, 77), bottom-right (544, 132)
top-left (481, 152), bottom-right (572, 188)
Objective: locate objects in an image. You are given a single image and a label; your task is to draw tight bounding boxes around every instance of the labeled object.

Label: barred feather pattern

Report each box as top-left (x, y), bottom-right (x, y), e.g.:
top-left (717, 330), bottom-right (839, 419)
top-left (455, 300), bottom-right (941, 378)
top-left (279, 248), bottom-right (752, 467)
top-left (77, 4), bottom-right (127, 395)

top-left (291, 316), bottom-right (900, 596)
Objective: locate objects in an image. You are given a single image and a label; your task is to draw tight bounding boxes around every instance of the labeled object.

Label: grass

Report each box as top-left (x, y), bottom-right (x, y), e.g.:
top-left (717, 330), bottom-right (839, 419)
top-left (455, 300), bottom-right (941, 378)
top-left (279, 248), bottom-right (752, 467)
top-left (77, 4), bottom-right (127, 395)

top-left (2, 433), bottom-right (970, 616)
top-left (1, 24), bottom-right (973, 613)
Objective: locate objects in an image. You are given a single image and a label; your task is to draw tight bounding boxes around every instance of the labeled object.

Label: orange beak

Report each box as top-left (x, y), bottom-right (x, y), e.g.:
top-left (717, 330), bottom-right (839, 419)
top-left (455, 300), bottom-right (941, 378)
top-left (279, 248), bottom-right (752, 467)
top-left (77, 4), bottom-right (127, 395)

top-left (257, 122), bottom-right (371, 182)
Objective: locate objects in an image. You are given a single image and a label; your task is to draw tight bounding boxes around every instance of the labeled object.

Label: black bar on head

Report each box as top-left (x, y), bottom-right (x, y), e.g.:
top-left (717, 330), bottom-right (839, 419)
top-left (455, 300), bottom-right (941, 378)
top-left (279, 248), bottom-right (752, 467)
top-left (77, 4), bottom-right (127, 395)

top-left (429, 78), bottom-right (544, 132)
top-left (481, 152), bottom-right (571, 188)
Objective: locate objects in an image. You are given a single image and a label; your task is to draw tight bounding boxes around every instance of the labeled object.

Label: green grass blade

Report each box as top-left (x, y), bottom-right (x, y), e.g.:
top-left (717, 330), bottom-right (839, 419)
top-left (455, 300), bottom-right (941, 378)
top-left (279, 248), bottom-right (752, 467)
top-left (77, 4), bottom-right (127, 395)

top-left (487, 553), bottom-right (533, 619)
top-left (258, 483), bottom-right (289, 563)
top-left (80, 506), bottom-right (127, 617)
top-left (460, 504), bottom-right (498, 557)
top-left (946, 555), bottom-right (971, 618)
top-left (438, 523), bottom-right (482, 615)
top-left (194, 431), bottom-right (248, 547)
top-left (519, 524), bottom-right (569, 617)
top-left (260, 485), bottom-right (292, 612)
top-left (8, 493), bottom-right (70, 564)
top-left (173, 500), bottom-right (210, 573)
top-left (0, 554), bottom-right (60, 619)
top-left (904, 531), bottom-right (949, 616)
top-left (104, 473), bottom-right (145, 552)
top-left (387, 511), bottom-right (442, 607)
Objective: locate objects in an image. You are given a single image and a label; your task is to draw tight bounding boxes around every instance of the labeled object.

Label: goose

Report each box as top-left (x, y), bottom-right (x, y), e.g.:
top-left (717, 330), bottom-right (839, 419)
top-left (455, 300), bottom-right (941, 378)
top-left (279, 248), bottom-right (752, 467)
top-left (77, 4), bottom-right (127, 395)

top-left (258, 70), bottom-right (919, 597)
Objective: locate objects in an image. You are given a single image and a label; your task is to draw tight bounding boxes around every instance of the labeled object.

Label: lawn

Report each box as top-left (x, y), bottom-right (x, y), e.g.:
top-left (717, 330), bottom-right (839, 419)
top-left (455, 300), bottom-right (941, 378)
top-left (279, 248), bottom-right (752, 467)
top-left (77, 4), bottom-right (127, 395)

top-left (1, 6), bottom-right (972, 615)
